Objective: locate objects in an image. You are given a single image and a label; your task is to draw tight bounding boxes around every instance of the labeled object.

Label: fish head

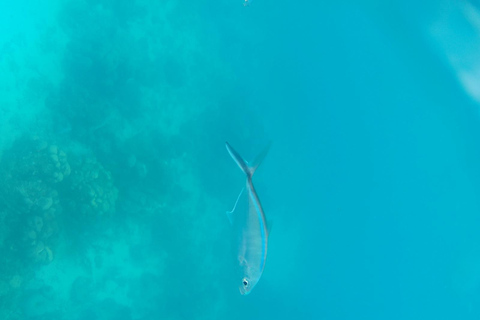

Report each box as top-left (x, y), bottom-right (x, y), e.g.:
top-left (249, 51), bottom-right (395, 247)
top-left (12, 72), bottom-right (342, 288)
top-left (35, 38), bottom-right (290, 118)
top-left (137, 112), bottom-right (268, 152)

top-left (239, 276), bottom-right (254, 295)
top-left (238, 268), bottom-right (260, 295)
top-left (237, 246), bottom-right (263, 294)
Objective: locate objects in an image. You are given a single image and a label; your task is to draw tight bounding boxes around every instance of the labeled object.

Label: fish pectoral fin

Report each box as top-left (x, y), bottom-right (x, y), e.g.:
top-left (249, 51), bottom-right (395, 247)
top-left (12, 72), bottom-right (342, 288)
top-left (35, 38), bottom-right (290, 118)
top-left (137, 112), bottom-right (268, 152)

top-left (226, 188), bottom-right (245, 225)
top-left (238, 256), bottom-right (247, 267)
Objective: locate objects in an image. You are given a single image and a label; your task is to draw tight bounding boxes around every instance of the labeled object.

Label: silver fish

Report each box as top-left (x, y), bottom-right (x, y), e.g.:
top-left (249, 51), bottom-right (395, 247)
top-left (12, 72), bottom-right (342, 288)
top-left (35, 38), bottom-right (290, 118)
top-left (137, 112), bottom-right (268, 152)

top-left (226, 142), bottom-right (270, 295)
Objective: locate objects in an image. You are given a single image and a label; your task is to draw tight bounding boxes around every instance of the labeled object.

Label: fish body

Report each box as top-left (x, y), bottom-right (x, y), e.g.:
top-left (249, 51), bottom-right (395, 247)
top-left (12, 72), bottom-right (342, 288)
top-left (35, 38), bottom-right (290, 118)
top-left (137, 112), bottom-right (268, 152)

top-left (226, 142), bottom-right (270, 295)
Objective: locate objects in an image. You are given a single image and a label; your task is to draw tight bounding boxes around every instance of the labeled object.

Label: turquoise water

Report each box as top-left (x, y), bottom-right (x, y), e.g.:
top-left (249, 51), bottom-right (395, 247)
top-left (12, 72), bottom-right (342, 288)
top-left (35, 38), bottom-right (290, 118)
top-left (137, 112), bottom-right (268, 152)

top-left (2, 1), bottom-right (480, 319)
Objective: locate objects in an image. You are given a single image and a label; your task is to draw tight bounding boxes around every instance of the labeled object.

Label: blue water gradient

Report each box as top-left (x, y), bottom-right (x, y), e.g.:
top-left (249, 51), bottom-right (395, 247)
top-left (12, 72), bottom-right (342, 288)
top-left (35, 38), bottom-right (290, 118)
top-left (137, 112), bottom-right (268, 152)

top-left (1, 1), bottom-right (480, 319)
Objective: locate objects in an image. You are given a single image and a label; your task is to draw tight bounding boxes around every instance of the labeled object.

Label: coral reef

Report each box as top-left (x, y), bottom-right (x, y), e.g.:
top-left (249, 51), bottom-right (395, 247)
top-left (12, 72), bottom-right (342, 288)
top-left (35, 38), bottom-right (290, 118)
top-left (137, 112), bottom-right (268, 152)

top-left (0, 134), bottom-right (121, 318)
top-left (0, 0), bottom-right (234, 318)
top-left (0, 137), bottom-right (66, 267)
top-left (64, 154), bottom-right (118, 221)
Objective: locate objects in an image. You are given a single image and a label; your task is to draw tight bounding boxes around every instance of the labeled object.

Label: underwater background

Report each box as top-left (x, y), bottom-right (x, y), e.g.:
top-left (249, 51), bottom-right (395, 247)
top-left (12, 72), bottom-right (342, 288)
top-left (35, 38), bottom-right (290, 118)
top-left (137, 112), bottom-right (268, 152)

top-left (2, 0), bottom-right (480, 319)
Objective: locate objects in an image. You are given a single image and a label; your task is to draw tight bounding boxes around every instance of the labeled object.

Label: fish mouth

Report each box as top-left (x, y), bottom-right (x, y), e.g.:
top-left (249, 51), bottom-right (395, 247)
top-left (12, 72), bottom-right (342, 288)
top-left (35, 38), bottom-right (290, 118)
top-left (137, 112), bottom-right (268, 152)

top-left (238, 286), bottom-right (250, 295)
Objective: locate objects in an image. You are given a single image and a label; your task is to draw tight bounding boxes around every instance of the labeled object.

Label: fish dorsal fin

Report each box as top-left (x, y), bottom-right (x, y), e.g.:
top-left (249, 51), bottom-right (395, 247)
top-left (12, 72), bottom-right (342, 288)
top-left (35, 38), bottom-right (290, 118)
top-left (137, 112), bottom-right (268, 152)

top-left (226, 188), bottom-right (245, 225)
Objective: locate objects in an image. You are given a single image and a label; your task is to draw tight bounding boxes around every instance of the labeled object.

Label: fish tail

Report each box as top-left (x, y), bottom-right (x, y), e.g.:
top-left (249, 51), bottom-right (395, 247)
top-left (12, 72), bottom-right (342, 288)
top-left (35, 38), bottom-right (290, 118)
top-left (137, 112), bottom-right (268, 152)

top-left (226, 142), bottom-right (271, 177)
top-left (250, 142), bottom-right (271, 175)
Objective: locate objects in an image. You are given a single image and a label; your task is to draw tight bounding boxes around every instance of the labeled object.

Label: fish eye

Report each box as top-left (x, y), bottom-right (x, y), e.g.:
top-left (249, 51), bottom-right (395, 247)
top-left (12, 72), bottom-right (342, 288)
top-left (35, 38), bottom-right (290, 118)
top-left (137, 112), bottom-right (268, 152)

top-left (242, 278), bottom-right (249, 287)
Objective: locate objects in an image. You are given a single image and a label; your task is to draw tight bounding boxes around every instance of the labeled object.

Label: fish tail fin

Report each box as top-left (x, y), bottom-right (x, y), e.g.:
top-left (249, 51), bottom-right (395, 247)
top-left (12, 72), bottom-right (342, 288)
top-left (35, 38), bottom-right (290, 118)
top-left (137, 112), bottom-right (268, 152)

top-left (249, 142), bottom-right (271, 176)
top-left (225, 141), bottom-right (271, 177)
